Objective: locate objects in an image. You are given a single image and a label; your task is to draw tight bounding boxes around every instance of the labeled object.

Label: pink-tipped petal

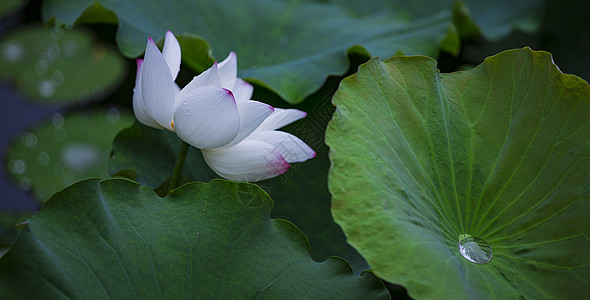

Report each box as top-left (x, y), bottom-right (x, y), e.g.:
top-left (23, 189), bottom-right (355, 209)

top-left (217, 51), bottom-right (237, 90)
top-left (247, 131), bottom-right (315, 163)
top-left (162, 30), bottom-right (181, 80)
top-left (232, 78), bottom-right (254, 102)
top-left (223, 101), bottom-right (275, 147)
top-left (141, 37), bottom-right (178, 130)
top-left (255, 108), bottom-right (307, 131)
top-left (201, 139), bottom-right (290, 182)
top-left (174, 86), bottom-right (240, 149)
top-left (175, 63), bottom-right (221, 107)
top-left (132, 59), bottom-right (161, 128)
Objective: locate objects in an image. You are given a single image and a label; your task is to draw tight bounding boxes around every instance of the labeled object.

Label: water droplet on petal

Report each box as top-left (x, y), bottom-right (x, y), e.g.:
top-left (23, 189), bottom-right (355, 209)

top-left (185, 108), bottom-right (190, 115)
top-left (458, 234), bottom-right (492, 264)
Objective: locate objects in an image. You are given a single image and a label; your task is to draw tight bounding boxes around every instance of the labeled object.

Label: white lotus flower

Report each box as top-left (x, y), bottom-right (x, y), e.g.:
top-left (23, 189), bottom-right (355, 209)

top-left (133, 31), bottom-right (315, 181)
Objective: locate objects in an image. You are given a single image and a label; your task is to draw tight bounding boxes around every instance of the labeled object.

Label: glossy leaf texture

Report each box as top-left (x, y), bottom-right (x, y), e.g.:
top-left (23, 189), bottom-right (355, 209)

top-left (0, 26), bottom-right (126, 104)
top-left (44, 0), bottom-right (458, 103)
top-left (0, 178), bottom-right (388, 298)
top-left (108, 95), bottom-right (369, 273)
top-left (326, 48), bottom-right (590, 299)
top-left (7, 108), bottom-right (133, 202)
top-left (460, 0), bottom-right (544, 40)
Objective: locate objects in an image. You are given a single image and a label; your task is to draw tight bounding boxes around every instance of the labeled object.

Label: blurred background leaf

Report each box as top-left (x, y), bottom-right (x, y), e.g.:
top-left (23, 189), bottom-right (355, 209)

top-left (44, 0), bottom-right (461, 103)
top-left (0, 0), bottom-right (27, 17)
top-left (0, 25), bottom-right (126, 104)
top-left (6, 107), bottom-right (133, 203)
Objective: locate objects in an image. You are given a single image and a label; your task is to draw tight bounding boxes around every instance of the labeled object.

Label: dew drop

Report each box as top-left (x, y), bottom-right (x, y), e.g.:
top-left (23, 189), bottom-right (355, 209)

top-left (38, 80), bottom-right (55, 97)
top-left (51, 70), bottom-right (64, 87)
top-left (106, 107), bottom-right (120, 124)
top-left (52, 113), bottom-right (65, 129)
top-left (19, 176), bottom-right (32, 190)
top-left (61, 143), bottom-right (101, 172)
top-left (458, 234), bottom-right (492, 264)
top-left (10, 159), bottom-right (26, 175)
top-left (21, 132), bottom-right (38, 148)
top-left (38, 151), bottom-right (50, 166)
top-left (35, 59), bottom-right (48, 76)
top-left (2, 43), bottom-right (23, 62)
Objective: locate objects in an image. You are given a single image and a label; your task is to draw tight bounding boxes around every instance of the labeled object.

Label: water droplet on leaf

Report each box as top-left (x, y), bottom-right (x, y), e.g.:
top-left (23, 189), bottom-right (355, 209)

top-left (458, 233), bottom-right (492, 264)
top-left (10, 159), bottom-right (26, 175)
top-left (21, 132), bottom-right (38, 148)
top-left (61, 143), bottom-right (101, 172)
top-left (2, 43), bottom-right (23, 62)
top-left (52, 113), bottom-right (65, 129)
top-left (35, 60), bottom-right (48, 76)
top-left (38, 80), bottom-right (55, 97)
top-left (38, 151), bottom-right (50, 166)
top-left (51, 70), bottom-right (64, 87)
top-left (106, 107), bottom-right (120, 124)
top-left (19, 176), bottom-right (32, 190)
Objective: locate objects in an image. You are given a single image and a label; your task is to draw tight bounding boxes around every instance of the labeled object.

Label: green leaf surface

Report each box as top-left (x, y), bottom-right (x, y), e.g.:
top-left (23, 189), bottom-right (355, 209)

top-left (6, 108), bottom-right (134, 202)
top-left (0, 178), bottom-right (388, 299)
top-left (43, 0), bottom-right (456, 104)
top-left (0, 26), bottom-right (126, 104)
top-left (108, 108), bottom-right (369, 273)
top-left (461, 0), bottom-right (544, 40)
top-left (326, 48), bottom-right (590, 299)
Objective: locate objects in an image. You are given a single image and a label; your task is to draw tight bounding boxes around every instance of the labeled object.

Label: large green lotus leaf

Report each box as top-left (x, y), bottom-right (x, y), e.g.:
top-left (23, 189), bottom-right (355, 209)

top-left (43, 0), bottom-right (457, 104)
top-left (6, 108), bottom-right (134, 202)
top-left (460, 0), bottom-right (544, 40)
top-left (0, 212), bottom-right (33, 258)
top-left (108, 97), bottom-right (370, 272)
top-left (0, 178), bottom-right (388, 298)
top-left (0, 26), bottom-right (126, 104)
top-left (326, 48), bottom-right (590, 299)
